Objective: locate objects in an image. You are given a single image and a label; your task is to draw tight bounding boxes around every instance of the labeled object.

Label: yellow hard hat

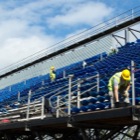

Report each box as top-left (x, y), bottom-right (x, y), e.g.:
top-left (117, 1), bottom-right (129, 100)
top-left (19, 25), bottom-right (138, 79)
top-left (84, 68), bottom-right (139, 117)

top-left (51, 66), bottom-right (55, 70)
top-left (122, 69), bottom-right (130, 80)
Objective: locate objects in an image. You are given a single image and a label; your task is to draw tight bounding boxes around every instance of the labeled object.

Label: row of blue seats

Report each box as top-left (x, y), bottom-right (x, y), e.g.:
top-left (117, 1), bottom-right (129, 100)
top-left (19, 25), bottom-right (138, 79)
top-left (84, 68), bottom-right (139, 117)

top-left (65, 41), bottom-right (140, 113)
top-left (0, 52), bottom-right (106, 105)
top-left (1, 40), bottom-right (140, 113)
top-left (71, 97), bottom-right (140, 114)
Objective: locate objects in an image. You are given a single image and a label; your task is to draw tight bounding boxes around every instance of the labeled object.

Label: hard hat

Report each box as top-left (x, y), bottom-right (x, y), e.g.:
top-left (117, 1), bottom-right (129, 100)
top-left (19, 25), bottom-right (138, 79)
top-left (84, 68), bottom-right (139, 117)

top-left (122, 69), bottom-right (130, 80)
top-left (51, 66), bottom-right (55, 70)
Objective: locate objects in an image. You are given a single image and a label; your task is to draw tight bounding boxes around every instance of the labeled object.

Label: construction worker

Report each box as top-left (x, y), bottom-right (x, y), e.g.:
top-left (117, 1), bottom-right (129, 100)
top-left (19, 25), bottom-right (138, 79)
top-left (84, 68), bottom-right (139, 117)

top-left (82, 61), bottom-right (87, 69)
top-left (108, 69), bottom-right (131, 108)
top-left (50, 66), bottom-right (56, 82)
top-left (109, 46), bottom-right (117, 55)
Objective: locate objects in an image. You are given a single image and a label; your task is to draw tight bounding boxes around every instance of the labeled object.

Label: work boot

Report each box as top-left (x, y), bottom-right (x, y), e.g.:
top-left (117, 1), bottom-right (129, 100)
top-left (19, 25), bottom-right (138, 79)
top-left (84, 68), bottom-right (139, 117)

top-left (124, 102), bottom-right (131, 107)
top-left (115, 102), bottom-right (120, 108)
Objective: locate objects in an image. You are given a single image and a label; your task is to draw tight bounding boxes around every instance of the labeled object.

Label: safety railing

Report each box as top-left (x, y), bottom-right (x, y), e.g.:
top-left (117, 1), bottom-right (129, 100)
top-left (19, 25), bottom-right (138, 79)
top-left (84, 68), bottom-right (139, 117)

top-left (130, 60), bottom-right (140, 106)
top-left (0, 72), bottom-right (100, 123)
top-left (1, 6), bottom-right (140, 75)
top-left (49, 73), bottom-right (99, 118)
top-left (0, 91), bottom-right (46, 124)
top-left (131, 60), bottom-right (135, 106)
top-left (15, 78), bottom-right (69, 106)
top-left (117, 60), bottom-right (140, 108)
top-left (0, 76), bottom-right (76, 124)
top-left (129, 60), bottom-right (140, 121)
top-left (0, 59), bottom-right (137, 123)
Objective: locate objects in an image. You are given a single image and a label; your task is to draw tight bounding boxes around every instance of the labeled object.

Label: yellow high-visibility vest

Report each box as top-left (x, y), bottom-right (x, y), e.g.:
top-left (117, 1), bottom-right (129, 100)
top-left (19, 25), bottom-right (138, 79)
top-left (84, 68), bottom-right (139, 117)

top-left (108, 72), bottom-right (130, 91)
top-left (50, 69), bottom-right (56, 81)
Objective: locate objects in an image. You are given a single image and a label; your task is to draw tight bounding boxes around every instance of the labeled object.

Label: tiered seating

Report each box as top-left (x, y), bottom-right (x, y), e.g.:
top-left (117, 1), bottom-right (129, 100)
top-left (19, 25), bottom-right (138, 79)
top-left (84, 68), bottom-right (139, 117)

top-left (0, 52), bottom-right (106, 114)
top-left (67, 77), bottom-right (110, 114)
top-left (49, 40), bottom-right (140, 115)
top-left (1, 39), bottom-right (140, 116)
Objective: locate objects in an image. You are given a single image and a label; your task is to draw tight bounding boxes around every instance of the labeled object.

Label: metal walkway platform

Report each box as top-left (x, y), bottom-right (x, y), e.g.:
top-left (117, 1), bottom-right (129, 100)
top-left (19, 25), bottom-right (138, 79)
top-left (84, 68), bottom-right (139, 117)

top-left (0, 106), bottom-right (140, 139)
top-left (0, 106), bottom-right (139, 131)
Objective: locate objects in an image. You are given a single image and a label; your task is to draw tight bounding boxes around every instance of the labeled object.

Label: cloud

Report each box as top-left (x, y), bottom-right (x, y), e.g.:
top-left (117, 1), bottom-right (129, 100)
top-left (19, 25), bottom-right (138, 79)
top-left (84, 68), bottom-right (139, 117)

top-left (0, 17), bottom-right (58, 69)
top-left (0, 35), bottom-right (57, 69)
top-left (0, 0), bottom-right (113, 70)
top-left (47, 1), bottom-right (113, 27)
top-left (0, 1), bottom-right (59, 69)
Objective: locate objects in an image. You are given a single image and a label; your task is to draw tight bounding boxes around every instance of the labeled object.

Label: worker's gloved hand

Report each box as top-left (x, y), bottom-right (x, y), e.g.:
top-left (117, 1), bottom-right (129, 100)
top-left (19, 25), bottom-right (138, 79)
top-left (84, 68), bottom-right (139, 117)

top-left (123, 91), bottom-right (129, 97)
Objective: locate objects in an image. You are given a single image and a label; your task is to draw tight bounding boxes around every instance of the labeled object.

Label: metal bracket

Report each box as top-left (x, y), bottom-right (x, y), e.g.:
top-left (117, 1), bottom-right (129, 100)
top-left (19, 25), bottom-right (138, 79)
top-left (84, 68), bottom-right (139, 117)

top-left (132, 106), bottom-right (140, 121)
top-left (25, 123), bottom-right (30, 131)
top-left (67, 116), bottom-right (74, 127)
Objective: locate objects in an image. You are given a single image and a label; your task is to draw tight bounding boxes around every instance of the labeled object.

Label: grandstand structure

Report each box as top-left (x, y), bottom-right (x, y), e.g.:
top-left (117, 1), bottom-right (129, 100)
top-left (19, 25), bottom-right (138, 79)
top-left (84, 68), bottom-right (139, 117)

top-left (0, 6), bottom-right (140, 140)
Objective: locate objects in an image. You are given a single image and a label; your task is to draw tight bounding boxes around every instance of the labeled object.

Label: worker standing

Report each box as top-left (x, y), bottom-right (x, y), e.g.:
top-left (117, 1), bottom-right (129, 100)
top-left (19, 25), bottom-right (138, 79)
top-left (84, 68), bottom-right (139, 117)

top-left (108, 69), bottom-right (131, 108)
top-left (50, 66), bottom-right (56, 82)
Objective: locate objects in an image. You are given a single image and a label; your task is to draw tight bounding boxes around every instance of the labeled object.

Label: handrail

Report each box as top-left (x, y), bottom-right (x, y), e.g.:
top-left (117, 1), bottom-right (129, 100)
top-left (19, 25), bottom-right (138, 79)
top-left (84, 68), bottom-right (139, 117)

top-left (49, 74), bottom-right (98, 111)
top-left (11, 81), bottom-right (70, 104)
top-left (49, 79), bottom-right (80, 100)
top-left (0, 73), bottom-right (99, 119)
top-left (0, 6), bottom-right (140, 75)
top-left (36, 76), bottom-right (80, 101)
top-left (0, 96), bottom-right (46, 123)
top-left (52, 84), bottom-right (97, 109)
top-left (34, 80), bottom-right (69, 100)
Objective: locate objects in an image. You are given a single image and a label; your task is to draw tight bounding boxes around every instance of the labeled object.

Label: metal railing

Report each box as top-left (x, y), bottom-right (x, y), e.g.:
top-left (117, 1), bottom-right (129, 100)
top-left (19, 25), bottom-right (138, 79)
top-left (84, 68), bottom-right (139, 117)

top-left (0, 91), bottom-right (46, 124)
top-left (0, 58), bottom-right (137, 123)
top-left (1, 6), bottom-right (140, 75)
top-left (49, 73), bottom-right (99, 118)
top-left (131, 60), bottom-right (135, 106)
top-left (0, 60), bottom-right (137, 122)
top-left (0, 72), bottom-right (100, 123)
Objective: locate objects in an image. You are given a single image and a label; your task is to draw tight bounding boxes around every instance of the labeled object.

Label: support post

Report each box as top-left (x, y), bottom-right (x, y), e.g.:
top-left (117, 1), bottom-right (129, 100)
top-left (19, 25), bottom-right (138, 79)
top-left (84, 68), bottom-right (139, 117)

top-left (41, 96), bottom-right (45, 119)
top-left (18, 91), bottom-right (20, 102)
top-left (63, 70), bottom-right (66, 78)
top-left (26, 90), bottom-right (31, 120)
top-left (97, 73), bottom-right (100, 92)
top-left (131, 60), bottom-right (135, 106)
top-left (125, 28), bottom-right (130, 44)
top-left (77, 79), bottom-right (81, 108)
top-left (56, 96), bottom-right (60, 118)
top-left (68, 75), bottom-right (73, 116)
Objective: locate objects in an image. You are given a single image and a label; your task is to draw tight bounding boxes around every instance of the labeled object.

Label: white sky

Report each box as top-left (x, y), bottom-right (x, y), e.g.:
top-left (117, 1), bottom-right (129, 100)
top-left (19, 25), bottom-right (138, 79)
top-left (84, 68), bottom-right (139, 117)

top-left (0, 0), bottom-right (139, 70)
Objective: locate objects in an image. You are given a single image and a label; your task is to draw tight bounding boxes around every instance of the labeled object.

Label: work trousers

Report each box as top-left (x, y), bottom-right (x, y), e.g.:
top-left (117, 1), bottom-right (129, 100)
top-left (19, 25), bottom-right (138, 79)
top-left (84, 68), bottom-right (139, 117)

top-left (109, 87), bottom-right (130, 108)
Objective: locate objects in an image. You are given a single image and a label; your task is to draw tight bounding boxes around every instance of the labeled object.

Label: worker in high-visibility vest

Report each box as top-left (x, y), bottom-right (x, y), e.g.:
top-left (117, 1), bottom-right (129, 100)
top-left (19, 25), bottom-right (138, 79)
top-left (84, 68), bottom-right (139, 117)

top-left (108, 69), bottom-right (131, 108)
top-left (50, 66), bottom-right (56, 82)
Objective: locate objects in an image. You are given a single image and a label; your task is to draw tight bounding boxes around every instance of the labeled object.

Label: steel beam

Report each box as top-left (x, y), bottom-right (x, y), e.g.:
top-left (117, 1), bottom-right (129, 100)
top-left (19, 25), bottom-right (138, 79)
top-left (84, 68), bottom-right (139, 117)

top-left (133, 125), bottom-right (140, 140)
top-left (1, 15), bottom-right (140, 79)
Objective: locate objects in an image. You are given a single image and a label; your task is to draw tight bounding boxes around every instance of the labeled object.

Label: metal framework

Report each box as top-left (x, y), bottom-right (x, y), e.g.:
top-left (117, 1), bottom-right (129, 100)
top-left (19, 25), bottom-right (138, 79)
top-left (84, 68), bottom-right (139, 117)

top-left (0, 67), bottom-right (139, 140)
top-left (112, 27), bottom-right (140, 46)
top-left (0, 106), bottom-right (140, 139)
top-left (1, 6), bottom-right (140, 78)
top-left (0, 6), bottom-right (140, 140)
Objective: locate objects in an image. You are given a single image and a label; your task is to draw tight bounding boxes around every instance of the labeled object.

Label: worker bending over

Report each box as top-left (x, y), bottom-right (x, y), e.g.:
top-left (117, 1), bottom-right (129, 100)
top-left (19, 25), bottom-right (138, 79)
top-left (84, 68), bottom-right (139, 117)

top-left (108, 69), bottom-right (131, 108)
